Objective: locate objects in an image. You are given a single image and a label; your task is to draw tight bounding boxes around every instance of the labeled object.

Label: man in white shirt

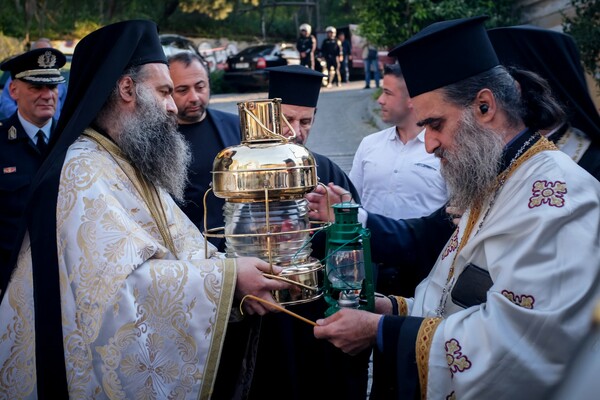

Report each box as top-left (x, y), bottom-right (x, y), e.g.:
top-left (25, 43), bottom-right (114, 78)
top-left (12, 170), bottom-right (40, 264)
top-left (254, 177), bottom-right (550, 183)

top-left (350, 63), bottom-right (447, 220)
top-left (350, 63), bottom-right (448, 295)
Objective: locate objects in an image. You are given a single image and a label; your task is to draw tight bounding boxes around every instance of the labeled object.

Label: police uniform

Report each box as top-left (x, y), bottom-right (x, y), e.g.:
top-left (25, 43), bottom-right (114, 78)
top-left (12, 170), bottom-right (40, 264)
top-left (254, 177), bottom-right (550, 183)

top-left (0, 47), bottom-right (66, 271)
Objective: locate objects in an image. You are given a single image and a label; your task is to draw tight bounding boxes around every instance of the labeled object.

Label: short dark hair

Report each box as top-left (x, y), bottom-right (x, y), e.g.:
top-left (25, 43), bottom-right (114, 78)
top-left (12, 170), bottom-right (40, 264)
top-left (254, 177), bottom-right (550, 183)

top-left (167, 51), bottom-right (209, 75)
top-left (383, 63), bottom-right (403, 78)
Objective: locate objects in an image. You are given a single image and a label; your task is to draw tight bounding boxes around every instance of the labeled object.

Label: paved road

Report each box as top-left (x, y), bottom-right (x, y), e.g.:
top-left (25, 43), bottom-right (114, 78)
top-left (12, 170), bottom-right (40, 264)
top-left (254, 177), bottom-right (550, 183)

top-left (210, 80), bottom-right (385, 174)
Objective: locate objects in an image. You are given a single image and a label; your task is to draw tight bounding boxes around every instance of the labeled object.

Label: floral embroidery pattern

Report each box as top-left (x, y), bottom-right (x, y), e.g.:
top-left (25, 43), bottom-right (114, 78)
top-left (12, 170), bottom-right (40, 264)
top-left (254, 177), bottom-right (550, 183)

top-left (121, 333), bottom-right (180, 396)
top-left (442, 228), bottom-right (459, 260)
top-left (528, 180), bottom-right (567, 208)
top-left (446, 339), bottom-right (471, 377)
top-left (502, 290), bottom-right (535, 309)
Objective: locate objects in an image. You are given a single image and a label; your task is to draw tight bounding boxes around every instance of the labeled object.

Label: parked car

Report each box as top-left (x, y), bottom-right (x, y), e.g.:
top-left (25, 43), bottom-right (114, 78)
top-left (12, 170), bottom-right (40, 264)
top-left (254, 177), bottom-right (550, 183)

top-left (223, 43), bottom-right (300, 91)
top-left (160, 34), bottom-right (201, 58)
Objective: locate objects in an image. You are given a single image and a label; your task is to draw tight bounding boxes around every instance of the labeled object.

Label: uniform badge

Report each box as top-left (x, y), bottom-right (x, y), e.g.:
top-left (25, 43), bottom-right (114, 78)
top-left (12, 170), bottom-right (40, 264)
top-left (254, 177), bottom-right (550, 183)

top-left (8, 126), bottom-right (17, 140)
top-left (3, 166), bottom-right (16, 174)
top-left (37, 50), bottom-right (57, 68)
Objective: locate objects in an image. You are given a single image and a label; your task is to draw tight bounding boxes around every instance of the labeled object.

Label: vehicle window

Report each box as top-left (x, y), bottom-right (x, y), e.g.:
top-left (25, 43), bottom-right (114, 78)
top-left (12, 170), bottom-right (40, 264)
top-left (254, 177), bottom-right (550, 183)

top-left (281, 49), bottom-right (299, 58)
top-left (237, 45), bottom-right (273, 57)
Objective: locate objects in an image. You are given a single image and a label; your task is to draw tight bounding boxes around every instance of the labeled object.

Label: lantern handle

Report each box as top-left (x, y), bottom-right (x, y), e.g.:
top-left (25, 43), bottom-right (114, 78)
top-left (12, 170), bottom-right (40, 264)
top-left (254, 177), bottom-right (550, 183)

top-left (240, 102), bottom-right (290, 141)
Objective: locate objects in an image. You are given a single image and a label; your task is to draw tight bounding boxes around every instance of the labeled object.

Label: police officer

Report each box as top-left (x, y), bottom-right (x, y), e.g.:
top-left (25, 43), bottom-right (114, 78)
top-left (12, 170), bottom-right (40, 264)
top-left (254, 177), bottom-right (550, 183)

top-left (296, 23), bottom-right (316, 70)
top-left (0, 47), bottom-right (66, 270)
top-left (321, 26), bottom-right (343, 87)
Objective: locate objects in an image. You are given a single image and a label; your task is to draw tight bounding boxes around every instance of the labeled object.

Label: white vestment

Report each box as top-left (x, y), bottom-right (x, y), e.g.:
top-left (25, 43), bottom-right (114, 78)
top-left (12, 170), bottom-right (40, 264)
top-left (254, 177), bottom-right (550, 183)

top-left (0, 134), bottom-right (237, 399)
top-left (410, 146), bottom-right (600, 399)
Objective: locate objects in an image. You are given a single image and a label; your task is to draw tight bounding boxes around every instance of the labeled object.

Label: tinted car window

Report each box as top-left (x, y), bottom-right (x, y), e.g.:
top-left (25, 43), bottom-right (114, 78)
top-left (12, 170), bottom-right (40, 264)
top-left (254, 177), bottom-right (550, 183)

top-left (237, 45), bottom-right (273, 57)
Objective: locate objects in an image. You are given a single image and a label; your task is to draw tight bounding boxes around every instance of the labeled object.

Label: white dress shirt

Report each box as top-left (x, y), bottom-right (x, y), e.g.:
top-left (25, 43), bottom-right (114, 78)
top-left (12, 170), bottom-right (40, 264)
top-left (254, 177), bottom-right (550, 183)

top-left (18, 111), bottom-right (52, 144)
top-left (350, 127), bottom-right (447, 219)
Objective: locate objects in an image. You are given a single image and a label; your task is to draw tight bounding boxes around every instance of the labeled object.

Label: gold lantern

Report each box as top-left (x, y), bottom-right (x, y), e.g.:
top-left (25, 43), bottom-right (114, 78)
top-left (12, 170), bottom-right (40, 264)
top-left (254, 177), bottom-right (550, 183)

top-left (205, 98), bottom-right (325, 305)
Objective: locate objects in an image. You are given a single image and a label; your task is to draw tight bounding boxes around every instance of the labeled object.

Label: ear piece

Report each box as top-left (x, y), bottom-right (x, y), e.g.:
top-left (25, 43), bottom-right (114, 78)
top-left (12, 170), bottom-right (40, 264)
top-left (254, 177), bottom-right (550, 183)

top-left (479, 104), bottom-right (489, 114)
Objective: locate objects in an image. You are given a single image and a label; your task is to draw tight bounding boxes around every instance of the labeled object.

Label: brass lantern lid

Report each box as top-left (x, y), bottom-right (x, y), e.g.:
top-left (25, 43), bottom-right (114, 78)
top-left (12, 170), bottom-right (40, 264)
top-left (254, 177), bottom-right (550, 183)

top-left (212, 99), bottom-right (318, 201)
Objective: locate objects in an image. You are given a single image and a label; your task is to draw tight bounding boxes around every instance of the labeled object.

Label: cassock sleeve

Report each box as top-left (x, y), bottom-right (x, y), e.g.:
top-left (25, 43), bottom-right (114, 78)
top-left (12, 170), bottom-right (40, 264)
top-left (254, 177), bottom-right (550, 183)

top-left (366, 205), bottom-right (455, 292)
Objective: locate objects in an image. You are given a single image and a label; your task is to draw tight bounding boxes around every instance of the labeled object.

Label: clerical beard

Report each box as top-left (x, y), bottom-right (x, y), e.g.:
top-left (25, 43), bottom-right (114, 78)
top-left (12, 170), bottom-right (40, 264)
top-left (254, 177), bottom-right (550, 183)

top-left (118, 84), bottom-right (192, 203)
top-left (439, 110), bottom-right (505, 212)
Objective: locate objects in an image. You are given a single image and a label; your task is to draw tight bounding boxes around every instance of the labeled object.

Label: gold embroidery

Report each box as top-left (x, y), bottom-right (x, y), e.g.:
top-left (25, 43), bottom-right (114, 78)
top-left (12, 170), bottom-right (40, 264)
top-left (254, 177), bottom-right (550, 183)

top-left (416, 317), bottom-right (442, 400)
top-left (397, 296), bottom-right (408, 316)
top-left (0, 237), bottom-right (36, 399)
top-left (82, 128), bottom-right (177, 255)
top-left (437, 136), bottom-right (558, 316)
top-left (1, 135), bottom-right (236, 397)
top-left (201, 258), bottom-right (237, 399)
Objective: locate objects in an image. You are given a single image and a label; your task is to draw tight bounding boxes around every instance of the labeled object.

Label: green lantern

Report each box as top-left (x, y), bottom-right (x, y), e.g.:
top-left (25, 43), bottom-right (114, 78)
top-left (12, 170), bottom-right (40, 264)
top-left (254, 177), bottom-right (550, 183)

top-left (323, 202), bottom-right (375, 316)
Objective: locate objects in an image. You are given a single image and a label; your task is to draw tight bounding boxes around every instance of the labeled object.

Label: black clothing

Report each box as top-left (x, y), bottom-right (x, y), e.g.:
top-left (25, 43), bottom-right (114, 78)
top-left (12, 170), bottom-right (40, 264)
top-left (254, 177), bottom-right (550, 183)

top-left (0, 113), bottom-right (54, 272)
top-left (369, 205), bottom-right (455, 297)
top-left (297, 35), bottom-right (316, 69)
top-left (177, 109), bottom-right (240, 250)
top-left (313, 152), bottom-right (360, 201)
top-left (248, 151), bottom-right (368, 400)
top-left (578, 139), bottom-right (600, 181)
top-left (321, 38), bottom-right (342, 70)
top-left (267, 65), bottom-right (325, 108)
top-left (340, 39), bottom-right (351, 82)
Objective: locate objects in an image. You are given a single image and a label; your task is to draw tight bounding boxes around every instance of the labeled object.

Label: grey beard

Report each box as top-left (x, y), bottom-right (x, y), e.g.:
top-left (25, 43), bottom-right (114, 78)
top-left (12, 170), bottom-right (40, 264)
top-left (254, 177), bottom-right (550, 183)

top-left (440, 110), bottom-right (505, 212)
top-left (117, 86), bottom-right (192, 203)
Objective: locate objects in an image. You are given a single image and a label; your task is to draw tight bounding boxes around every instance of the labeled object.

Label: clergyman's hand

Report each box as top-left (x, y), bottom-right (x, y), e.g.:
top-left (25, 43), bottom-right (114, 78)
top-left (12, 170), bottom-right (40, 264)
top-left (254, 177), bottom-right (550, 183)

top-left (234, 257), bottom-right (290, 316)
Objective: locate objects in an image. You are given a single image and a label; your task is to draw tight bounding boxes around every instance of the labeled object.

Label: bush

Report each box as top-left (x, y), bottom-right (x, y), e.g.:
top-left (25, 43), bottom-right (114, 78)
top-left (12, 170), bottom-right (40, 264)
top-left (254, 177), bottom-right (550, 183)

top-left (210, 69), bottom-right (236, 94)
top-left (0, 34), bottom-right (23, 62)
top-left (562, 0), bottom-right (600, 90)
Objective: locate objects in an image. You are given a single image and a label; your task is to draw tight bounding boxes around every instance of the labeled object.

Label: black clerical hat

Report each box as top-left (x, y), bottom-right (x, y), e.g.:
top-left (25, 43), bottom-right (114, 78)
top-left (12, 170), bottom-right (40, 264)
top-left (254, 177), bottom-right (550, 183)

top-left (388, 15), bottom-right (499, 97)
top-left (488, 25), bottom-right (600, 141)
top-left (267, 65), bottom-right (325, 107)
top-left (54, 20), bottom-right (166, 149)
top-left (1, 48), bottom-right (66, 85)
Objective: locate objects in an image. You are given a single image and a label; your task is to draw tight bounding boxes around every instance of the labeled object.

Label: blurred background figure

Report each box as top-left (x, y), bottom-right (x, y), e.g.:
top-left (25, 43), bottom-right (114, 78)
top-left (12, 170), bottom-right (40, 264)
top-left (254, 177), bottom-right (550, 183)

top-left (362, 40), bottom-right (380, 89)
top-left (321, 26), bottom-right (342, 87)
top-left (296, 23), bottom-right (316, 70)
top-left (338, 31), bottom-right (351, 83)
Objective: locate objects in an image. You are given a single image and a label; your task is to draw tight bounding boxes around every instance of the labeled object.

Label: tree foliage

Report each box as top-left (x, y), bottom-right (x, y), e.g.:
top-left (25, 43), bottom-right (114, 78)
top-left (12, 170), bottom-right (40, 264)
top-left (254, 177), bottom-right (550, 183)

top-left (0, 0), bottom-right (252, 39)
top-left (562, 0), bottom-right (600, 89)
top-left (355, 0), bottom-right (521, 49)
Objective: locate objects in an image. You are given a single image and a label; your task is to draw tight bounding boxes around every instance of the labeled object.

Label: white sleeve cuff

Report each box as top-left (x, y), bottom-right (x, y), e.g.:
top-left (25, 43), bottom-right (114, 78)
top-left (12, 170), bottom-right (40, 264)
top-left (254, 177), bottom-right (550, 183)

top-left (358, 207), bottom-right (368, 228)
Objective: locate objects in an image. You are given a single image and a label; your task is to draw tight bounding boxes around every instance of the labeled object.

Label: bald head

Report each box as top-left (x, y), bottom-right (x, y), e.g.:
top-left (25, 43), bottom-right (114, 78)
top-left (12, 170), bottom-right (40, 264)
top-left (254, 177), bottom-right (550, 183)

top-left (30, 38), bottom-right (52, 50)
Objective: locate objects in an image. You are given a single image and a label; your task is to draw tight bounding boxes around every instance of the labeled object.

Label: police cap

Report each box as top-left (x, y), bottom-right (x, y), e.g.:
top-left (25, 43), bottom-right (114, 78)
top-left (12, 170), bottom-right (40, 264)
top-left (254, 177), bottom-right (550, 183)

top-left (1, 48), bottom-right (66, 85)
